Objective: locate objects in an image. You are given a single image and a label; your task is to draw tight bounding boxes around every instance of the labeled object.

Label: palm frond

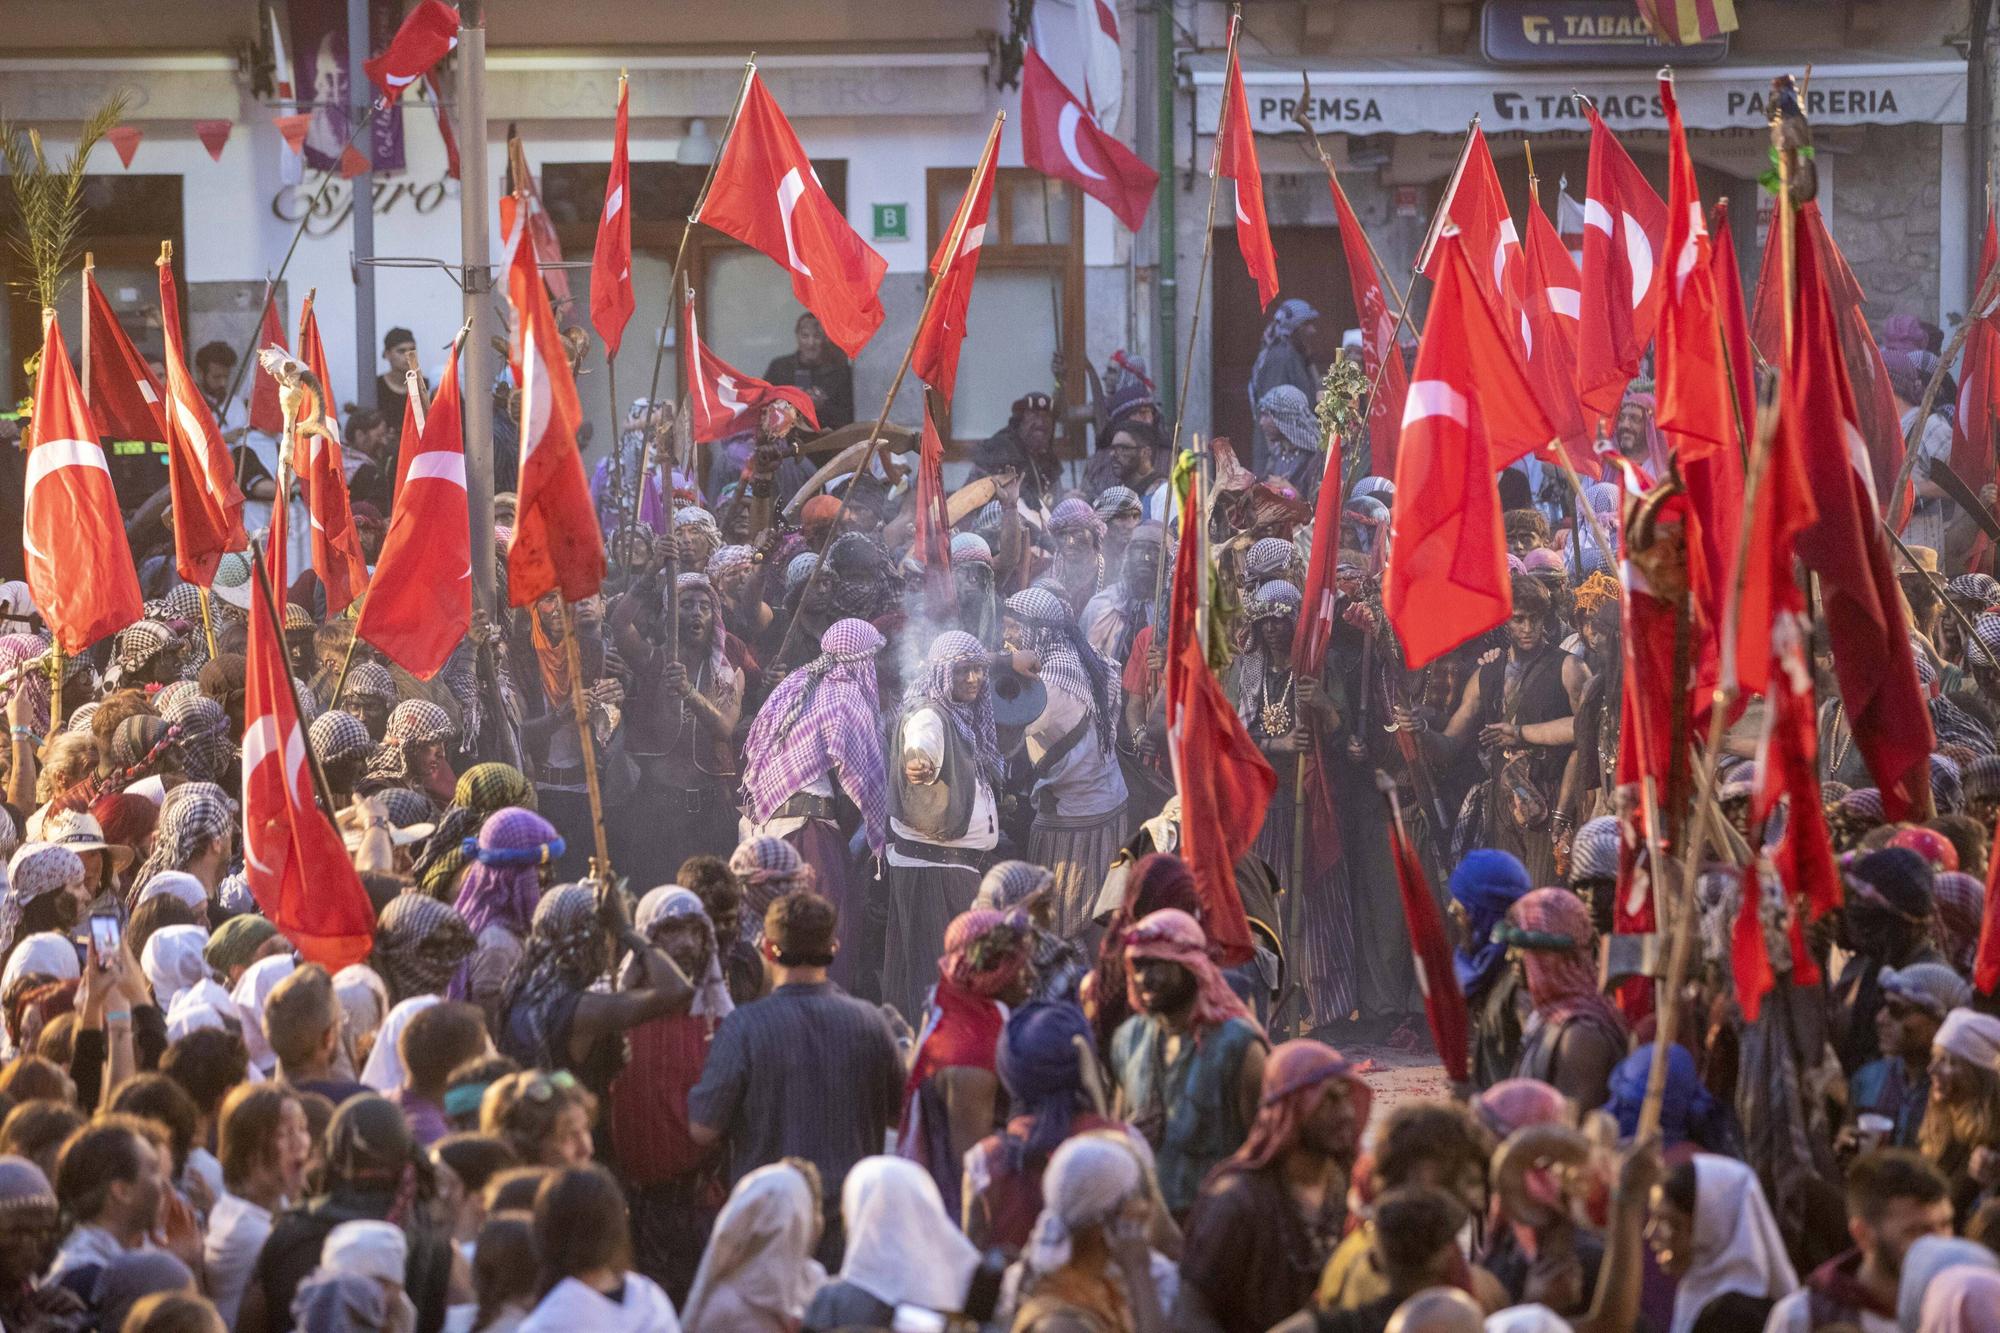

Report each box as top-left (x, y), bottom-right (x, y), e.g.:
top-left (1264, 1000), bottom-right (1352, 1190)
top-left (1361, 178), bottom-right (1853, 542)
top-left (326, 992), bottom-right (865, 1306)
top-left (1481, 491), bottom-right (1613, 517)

top-left (1, 92), bottom-right (132, 311)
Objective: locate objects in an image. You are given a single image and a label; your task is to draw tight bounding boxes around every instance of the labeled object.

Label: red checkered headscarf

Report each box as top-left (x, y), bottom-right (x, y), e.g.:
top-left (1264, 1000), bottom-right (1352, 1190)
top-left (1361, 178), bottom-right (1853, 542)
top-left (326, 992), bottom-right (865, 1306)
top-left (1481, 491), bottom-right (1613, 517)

top-left (1122, 909), bottom-right (1260, 1037)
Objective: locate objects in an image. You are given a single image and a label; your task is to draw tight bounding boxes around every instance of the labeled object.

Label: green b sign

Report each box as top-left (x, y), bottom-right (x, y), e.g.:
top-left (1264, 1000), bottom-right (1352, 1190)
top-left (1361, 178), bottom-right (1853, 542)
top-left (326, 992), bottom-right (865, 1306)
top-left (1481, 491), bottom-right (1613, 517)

top-left (872, 202), bottom-right (908, 241)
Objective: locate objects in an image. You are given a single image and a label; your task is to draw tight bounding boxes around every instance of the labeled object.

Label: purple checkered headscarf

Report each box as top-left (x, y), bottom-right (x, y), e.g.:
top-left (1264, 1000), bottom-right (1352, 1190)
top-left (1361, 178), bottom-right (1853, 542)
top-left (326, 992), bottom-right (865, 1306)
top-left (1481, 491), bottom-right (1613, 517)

top-left (741, 619), bottom-right (889, 851)
top-left (905, 631), bottom-right (1003, 792)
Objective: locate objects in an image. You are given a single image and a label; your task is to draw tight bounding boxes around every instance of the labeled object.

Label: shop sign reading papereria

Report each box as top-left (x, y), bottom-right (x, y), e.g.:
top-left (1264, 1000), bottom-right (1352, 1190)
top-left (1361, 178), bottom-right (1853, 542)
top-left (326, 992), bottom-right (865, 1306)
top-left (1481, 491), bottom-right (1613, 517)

top-left (1193, 55), bottom-right (1966, 139)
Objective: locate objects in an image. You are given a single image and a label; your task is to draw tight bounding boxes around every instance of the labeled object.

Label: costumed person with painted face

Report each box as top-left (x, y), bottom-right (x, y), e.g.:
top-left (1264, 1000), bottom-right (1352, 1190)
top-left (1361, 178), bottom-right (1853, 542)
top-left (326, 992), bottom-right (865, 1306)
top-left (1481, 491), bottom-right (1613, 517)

top-left (1247, 299), bottom-right (1320, 477)
top-left (1448, 849), bottom-right (1533, 1091)
top-left (1082, 522), bottom-right (1165, 669)
top-left (1502, 888), bottom-right (1627, 1109)
top-left (1558, 572), bottom-right (1624, 832)
top-left (1416, 574), bottom-right (1586, 886)
top-left (1002, 587), bottom-right (1130, 936)
top-left (1254, 385), bottom-right (1327, 504)
top-left (738, 618), bottom-right (889, 990)
top-left (1046, 499), bottom-right (1108, 618)
top-left (609, 570), bottom-right (743, 886)
top-left (516, 590), bottom-right (621, 882)
top-left (950, 533), bottom-right (1002, 648)
top-left (1227, 580), bottom-right (1353, 1034)
top-left (882, 632), bottom-right (1004, 1025)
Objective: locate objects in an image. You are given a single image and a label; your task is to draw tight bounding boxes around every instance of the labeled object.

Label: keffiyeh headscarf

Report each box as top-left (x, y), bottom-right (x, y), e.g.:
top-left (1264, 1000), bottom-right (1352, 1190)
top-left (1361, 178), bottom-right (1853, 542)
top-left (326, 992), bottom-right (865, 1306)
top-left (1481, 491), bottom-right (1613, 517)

top-left (1122, 908), bottom-right (1260, 1035)
top-left (373, 894), bottom-right (475, 1001)
top-left (741, 618), bottom-right (888, 850)
top-left (906, 631), bottom-right (1004, 791)
top-left (707, 544), bottom-right (756, 580)
top-left (1932, 871), bottom-right (1984, 971)
top-left (1047, 498), bottom-right (1105, 544)
top-left (311, 709), bottom-right (374, 767)
top-left (162, 693), bottom-right (232, 784)
top-left (1256, 384), bottom-right (1321, 456)
top-left (0, 634), bottom-right (52, 735)
top-left (412, 763), bottom-right (535, 898)
top-left (1245, 537), bottom-right (1297, 584)
top-left (1503, 888), bottom-right (1626, 1037)
top-left (636, 886), bottom-right (733, 1021)
top-left (1005, 587), bottom-right (1115, 754)
top-left (110, 620), bottom-right (179, 680)
top-left (367, 700), bottom-right (455, 783)
top-left (129, 782), bottom-right (233, 899)
top-left (729, 835), bottom-right (818, 924)
top-left (0, 845), bottom-right (82, 960)
top-left (340, 662), bottom-right (396, 705)
top-left (497, 884), bottom-right (607, 1070)
top-left (1092, 486), bottom-right (1142, 523)
top-left (1247, 578), bottom-right (1302, 623)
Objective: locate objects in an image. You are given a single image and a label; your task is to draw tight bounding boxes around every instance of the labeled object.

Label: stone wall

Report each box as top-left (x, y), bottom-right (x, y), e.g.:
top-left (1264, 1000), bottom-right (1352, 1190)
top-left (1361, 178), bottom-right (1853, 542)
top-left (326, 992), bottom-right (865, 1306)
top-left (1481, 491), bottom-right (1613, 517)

top-left (1833, 123), bottom-right (1945, 328)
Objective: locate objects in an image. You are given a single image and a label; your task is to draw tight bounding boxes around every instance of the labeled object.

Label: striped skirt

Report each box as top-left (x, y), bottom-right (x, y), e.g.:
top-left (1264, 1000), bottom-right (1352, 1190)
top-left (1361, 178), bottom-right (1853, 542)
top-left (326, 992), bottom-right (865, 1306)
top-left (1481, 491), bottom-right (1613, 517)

top-left (1030, 802), bottom-right (1130, 939)
top-left (1254, 783), bottom-right (1357, 1034)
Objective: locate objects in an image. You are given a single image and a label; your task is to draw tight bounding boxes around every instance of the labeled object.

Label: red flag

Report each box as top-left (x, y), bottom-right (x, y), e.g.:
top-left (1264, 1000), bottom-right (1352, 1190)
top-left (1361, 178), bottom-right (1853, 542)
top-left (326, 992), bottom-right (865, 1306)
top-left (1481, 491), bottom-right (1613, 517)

top-left (507, 227), bottom-right (606, 606)
top-left (1386, 229), bottom-right (1555, 668)
top-left (681, 288), bottom-right (816, 445)
top-left (362, 0), bottom-right (460, 104)
top-left (502, 127), bottom-right (570, 306)
top-left (357, 341), bottom-right (470, 679)
top-left (1018, 46), bottom-right (1157, 232)
top-left (911, 401), bottom-right (953, 618)
top-left (193, 119), bottom-right (231, 162)
top-left (1576, 105), bottom-right (1667, 421)
top-left (1789, 217), bottom-right (1935, 817)
top-left (158, 259), bottom-right (248, 585)
top-left (242, 556), bottom-right (374, 969)
top-left (1164, 469), bottom-right (1272, 968)
top-left (589, 76), bottom-right (635, 360)
top-left (1217, 43), bottom-right (1277, 310)
top-left (1294, 444), bottom-right (1347, 681)
top-left (295, 298), bottom-right (371, 612)
top-left (1980, 807), bottom-right (2000, 993)
top-left (1521, 196), bottom-right (1590, 466)
top-left (107, 125), bottom-right (142, 168)
top-left (1953, 211), bottom-right (2000, 496)
top-left (83, 270), bottom-right (168, 442)
top-left (1425, 130), bottom-right (1523, 327)
top-left (912, 117), bottom-right (1002, 403)
top-left (1712, 202), bottom-right (1757, 438)
top-left (423, 71), bottom-right (460, 181)
top-left (1389, 818), bottom-right (1468, 1084)
top-left (696, 73), bottom-right (888, 357)
top-left (24, 319), bottom-right (143, 652)
top-left (1328, 169), bottom-right (1408, 477)
top-left (1654, 77), bottom-right (1734, 461)
top-left (389, 382), bottom-right (422, 497)
top-left (248, 292), bottom-right (288, 437)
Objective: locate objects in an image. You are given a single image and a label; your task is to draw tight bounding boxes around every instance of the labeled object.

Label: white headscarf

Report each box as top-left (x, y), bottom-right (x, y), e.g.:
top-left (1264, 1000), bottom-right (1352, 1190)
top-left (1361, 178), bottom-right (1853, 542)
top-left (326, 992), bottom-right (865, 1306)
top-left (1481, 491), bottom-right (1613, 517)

top-left (165, 979), bottom-right (248, 1046)
top-left (1897, 1236), bottom-right (1999, 1332)
top-left (140, 923), bottom-right (211, 1012)
top-left (1669, 1155), bottom-right (1797, 1333)
top-left (334, 965), bottom-right (392, 1072)
top-left (681, 1163), bottom-right (825, 1331)
top-left (1486, 1307), bottom-right (1574, 1333)
top-left (360, 995), bottom-right (440, 1092)
top-left (1, 931), bottom-right (78, 997)
top-left (1021, 1135), bottom-right (1143, 1275)
top-left (1935, 1007), bottom-right (2000, 1072)
top-left (836, 1156), bottom-right (979, 1313)
top-left (136, 871), bottom-right (209, 912)
top-left (231, 952), bottom-right (297, 1075)
top-left (635, 887), bottom-right (733, 1021)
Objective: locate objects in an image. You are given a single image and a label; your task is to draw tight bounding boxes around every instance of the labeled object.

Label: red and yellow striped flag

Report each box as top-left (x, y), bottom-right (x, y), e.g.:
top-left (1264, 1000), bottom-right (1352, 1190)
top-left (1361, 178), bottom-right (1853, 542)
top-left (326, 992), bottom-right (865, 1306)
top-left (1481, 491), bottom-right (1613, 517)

top-left (1635, 0), bottom-right (1738, 44)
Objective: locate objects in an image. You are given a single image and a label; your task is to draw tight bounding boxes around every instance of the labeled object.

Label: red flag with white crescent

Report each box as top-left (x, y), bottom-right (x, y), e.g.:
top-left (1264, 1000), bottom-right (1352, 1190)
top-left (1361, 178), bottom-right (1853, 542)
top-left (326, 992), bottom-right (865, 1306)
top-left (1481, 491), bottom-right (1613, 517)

top-left (84, 270), bottom-right (168, 444)
top-left (508, 229), bottom-right (606, 606)
top-left (695, 72), bottom-right (888, 357)
top-left (1018, 46), bottom-right (1156, 233)
top-left (242, 554), bottom-right (374, 969)
top-left (1217, 43), bottom-right (1277, 310)
top-left (294, 298), bottom-right (370, 611)
top-left (912, 116), bottom-right (1002, 403)
top-left (248, 291), bottom-right (289, 437)
top-left (589, 76), bottom-right (635, 360)
top-left (1328, 169), bottom-right (1408, 477)
top-left (158, 259), bottom-right (248, 585)
top-left (24, 317), bottom-right (143, 652)
top-left (355, 341), bottom-right (470, 678)
top-left (681, 288), bottom-right (816, 445)
top-left (1576, 106), bottom-right (1667, 421)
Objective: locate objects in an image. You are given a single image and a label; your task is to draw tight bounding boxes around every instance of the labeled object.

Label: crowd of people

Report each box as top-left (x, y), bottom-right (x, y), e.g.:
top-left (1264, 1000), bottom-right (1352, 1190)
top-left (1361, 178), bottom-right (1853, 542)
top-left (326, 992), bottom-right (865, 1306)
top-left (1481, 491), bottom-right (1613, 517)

top-left (0, 284), bottom-right (1998, 1333)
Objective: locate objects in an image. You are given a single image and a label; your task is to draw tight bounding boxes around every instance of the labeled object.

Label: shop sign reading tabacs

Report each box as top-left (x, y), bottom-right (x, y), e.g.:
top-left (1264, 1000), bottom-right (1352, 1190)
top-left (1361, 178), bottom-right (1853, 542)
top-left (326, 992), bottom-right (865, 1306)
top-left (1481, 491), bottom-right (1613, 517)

top-left (1216, 60), bottom-right (1967, 138)
top-left (1482, 0), bottom-right (1729, 66)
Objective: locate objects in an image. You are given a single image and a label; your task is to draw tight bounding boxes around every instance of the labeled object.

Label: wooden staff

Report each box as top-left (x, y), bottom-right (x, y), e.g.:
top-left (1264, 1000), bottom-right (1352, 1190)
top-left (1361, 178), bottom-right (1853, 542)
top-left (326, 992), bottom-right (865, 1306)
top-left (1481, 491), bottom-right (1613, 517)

top-left (769, 109), bottom-right (1007, 671)
top-left (248, 537), bottom-right (341, 814)
top-left (197, 588), bottom-right (219, 662)
top-left (556, 598), bottom-right (614, 876)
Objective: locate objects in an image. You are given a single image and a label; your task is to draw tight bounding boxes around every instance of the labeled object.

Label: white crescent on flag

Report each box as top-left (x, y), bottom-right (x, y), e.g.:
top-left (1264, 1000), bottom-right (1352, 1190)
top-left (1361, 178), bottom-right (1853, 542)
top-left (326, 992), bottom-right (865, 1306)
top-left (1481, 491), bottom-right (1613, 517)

top-left (777, 168), bottom-right (815, 278)
top-left (1057, 103), bottom-right (1107, 182)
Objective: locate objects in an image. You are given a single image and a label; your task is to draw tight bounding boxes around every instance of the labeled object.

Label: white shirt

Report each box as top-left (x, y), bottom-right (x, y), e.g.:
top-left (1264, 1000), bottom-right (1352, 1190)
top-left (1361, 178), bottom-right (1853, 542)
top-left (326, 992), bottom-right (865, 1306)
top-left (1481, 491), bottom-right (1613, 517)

top-left (1763, 1286), bottom-right (1897, 1333)
top-left (519, 1274), bottom-right (679, 1333)
top-left (203, 1192), bottom-right (274, 1326)
top-left (1023, 679), bottom-right (1126, 820)
top-left (888, 705), bottom-right (998, 860)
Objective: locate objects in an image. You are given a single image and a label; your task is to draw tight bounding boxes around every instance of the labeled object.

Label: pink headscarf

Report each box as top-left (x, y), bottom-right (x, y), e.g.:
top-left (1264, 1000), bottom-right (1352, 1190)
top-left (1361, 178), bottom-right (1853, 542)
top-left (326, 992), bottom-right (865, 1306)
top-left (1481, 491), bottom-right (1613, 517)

top-left (1472, 1078), bottom-right (1571, 1140)
top-left (1122, 909), bottom-right (1261, 1037)
top-left (1919, 1266), bottom-right (2000, 1333)
top-left (1506, 889), bottom-right (1627, 1037)
top-left (1219, 1039), bottom-right (1368, 1176)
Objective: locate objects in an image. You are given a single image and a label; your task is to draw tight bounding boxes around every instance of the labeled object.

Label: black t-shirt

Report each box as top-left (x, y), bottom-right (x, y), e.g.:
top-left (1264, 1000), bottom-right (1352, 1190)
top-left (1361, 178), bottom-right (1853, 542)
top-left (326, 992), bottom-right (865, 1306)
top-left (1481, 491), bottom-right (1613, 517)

top-left (254, 1193), bottom-right (454, 1333)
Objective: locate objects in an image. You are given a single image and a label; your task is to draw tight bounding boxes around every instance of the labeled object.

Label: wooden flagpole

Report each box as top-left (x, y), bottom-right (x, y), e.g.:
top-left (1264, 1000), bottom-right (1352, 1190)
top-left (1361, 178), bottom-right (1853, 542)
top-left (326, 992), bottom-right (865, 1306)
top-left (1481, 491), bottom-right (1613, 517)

top-left (556, 598), bottom-right (614, 876)
top-left (768, 109), bottom-right (1007, 671)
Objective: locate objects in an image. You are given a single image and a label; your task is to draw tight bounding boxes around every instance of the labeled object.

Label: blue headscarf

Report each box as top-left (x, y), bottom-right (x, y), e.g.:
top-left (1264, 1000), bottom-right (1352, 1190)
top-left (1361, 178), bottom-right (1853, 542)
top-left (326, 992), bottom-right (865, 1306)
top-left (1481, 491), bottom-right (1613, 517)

top-left (1450, 849), bottom-right (1532, 999)
top-left (1605, 1042), bottom-right (1724, 1148)
top-left (995, 1002), bottom-right (1094, 1171)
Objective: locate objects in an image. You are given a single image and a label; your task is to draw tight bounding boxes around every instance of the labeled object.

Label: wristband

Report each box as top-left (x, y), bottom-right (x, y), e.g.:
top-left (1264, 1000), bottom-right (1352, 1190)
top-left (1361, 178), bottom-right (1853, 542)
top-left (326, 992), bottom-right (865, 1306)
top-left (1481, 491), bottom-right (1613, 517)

top-left (10, 727), bottom-right (39, 743)
top-left (105, 1010), bottom-right (131, 1024)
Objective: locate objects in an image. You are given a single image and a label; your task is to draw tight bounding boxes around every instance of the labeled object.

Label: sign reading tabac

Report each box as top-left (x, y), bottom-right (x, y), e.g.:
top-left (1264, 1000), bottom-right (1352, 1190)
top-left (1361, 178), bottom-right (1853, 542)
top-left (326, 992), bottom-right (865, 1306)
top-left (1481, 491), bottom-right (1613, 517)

top-left (1482, 0), bottom-right (1729, 66)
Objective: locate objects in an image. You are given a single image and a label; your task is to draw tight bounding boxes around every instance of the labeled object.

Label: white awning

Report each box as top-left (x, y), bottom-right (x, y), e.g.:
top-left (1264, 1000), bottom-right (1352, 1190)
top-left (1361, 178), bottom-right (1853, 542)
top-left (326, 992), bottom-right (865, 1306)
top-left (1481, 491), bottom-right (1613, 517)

top-left (1189, 51), bottom-right (1966, 137)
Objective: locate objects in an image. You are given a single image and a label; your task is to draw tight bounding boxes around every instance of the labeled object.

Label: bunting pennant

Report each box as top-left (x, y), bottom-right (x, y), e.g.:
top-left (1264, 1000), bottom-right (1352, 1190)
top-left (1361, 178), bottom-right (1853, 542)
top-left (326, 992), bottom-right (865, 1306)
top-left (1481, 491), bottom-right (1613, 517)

top-left (194, 119), bottom-right (233, 162)
top-left (106, 126), bottom-right (142, 169)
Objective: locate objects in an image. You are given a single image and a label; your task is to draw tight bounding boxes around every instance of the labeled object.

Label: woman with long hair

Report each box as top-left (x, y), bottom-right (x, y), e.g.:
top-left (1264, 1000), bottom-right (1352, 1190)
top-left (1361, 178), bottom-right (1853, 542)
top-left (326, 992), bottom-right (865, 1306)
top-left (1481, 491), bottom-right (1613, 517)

top-left (517, 1165), bottom-right (678, 1332)
top-left (1918, 1008), bottom-right (2000, 1225)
